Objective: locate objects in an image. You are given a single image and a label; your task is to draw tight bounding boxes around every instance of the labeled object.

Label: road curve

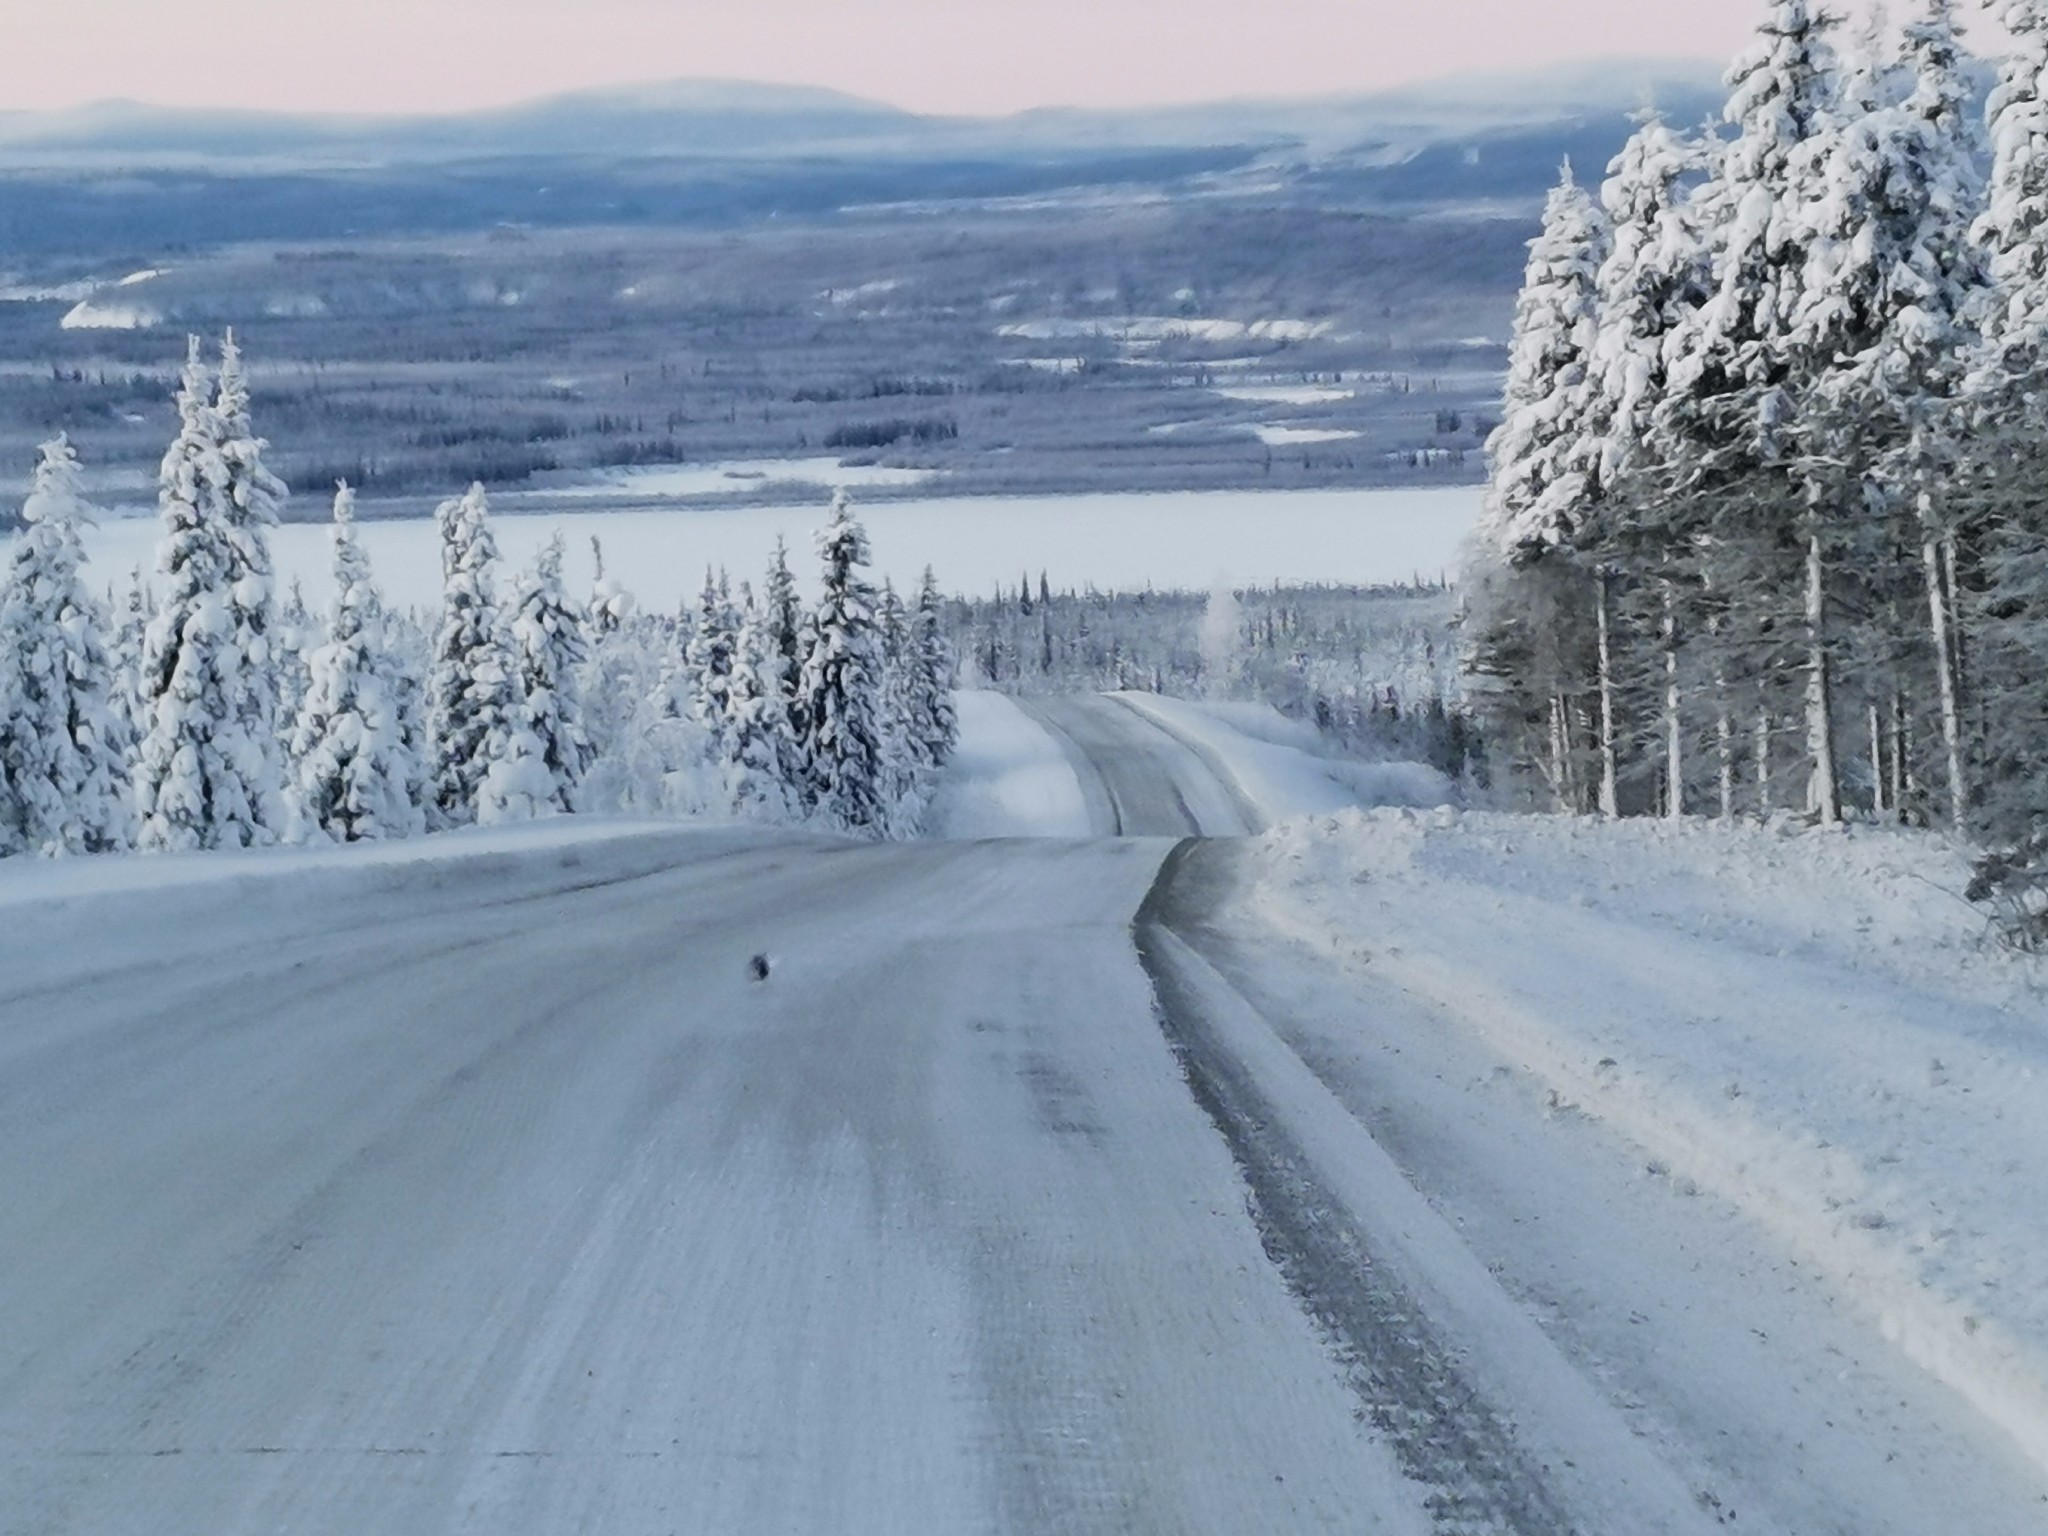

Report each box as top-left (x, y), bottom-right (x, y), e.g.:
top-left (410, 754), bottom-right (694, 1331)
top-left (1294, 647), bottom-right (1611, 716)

top-left (1018, 694), bottom-right (1258, 837)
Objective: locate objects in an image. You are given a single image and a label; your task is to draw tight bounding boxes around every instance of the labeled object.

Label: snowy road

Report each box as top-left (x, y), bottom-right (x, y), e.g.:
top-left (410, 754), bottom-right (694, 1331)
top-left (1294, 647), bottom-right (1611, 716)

top-left (0, 825), bottom-right (1440, 1535)
top-left (1019, 694), bottom-right (1260, 836)
top-left (4, 696), bottom-right (2044, 1533)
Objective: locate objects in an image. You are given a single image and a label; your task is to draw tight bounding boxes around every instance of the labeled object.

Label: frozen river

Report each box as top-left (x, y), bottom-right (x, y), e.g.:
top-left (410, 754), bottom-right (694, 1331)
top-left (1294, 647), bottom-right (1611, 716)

top-left (80, 484), bottom-right (1480, 614)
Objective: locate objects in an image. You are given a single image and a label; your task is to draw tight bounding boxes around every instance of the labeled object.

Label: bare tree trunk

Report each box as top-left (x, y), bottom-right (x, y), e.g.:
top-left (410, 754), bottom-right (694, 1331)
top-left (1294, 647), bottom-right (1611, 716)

top-left (1869, 703), bottom-right (1886, 819)
top-left (1596, 572), bottom-right (1619, 818)
top-left (1805, 527), bottom-right (1842, 825)
top-left (1921, 519), bottom-right (1967, 828)
top-left (1663, 584), bottom-right (1682, 821)
top-left (1755, 704), bottom-right (1772, 819)
top-left (1548, 693), bottom-right (1569, 811)
top-left (1890, 690), bottom-right (1907, 823)
top-left (1718, 709), bottom-right (1735, 820)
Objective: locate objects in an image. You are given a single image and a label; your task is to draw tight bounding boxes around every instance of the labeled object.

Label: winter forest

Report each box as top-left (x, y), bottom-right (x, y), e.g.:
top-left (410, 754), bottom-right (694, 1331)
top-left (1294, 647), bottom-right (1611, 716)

top-left (1469, 0), bottom-right (2048, 942)
top-left (0, 334), bottom-right (959, 860)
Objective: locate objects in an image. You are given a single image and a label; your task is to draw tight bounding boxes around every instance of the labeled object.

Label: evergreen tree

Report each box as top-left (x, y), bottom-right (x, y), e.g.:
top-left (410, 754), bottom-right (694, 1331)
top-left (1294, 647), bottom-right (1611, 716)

top-left (428, 483), bottom-right (548, 825)
top-left (876, 579), bottom-right (922, 829)
top-left (0, 436), bottom-right (131, 855)
top-left (508, 534), bottom-right (596, 811)
top-left (288, 484), bottom-right (423, 842)
top-left (1468, 163), bottom-right (1610, 807)
top-left (1674, 0), bottom-right (1847, 820)
top-left (1479, 162), bottom-right (1611, 559)
top-left (134, 338), bottom-right (276, 852)
top-left (911, 565), bottom-right (959, 772)
top-left (720, 584), bottom-right (800, 822)
top-left (686, 566), bottom-right (738, 751)
top-left (211, 330), bottom-right (290, 836)
top-left (1974, 0), bottom-right (2048, 386)
top-left (798, 492), bottom-right (888, 835)
top-left (109, 566), bottom-right (151, 765)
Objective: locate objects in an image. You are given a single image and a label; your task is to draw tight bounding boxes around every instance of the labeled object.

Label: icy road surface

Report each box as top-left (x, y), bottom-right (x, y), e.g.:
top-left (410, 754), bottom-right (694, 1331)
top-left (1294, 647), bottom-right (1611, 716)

top-left (3, 695), bottom-right (2044, 1533)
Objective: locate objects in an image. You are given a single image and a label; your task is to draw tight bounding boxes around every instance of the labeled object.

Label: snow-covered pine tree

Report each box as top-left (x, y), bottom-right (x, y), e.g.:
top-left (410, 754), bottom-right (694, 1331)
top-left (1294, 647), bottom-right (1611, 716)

top-left (109, 566), bottom-right (151, 766)
top-left (134, 338), bottom-right (276, 852)
top-left (1805, 0), bottom-right (1986, 828)
top-left (719, 584), bottom-right (800, 822)
top-left (275, 577), bottom-right (313, 752)
top-left (1665, 0), bottom-right (1847, 821)
top-left (1973, 0), bottom-right (2048, 388)
top-left (685, 567), bottom-right (738, 752)
top-left (876, 579), bottom-right (923, 831)
top-left (1969, 2), bottom-right (2048, 928)
top-left (427, 483), bottom-right (549, 826)
top-left (1466, 162), bottom-right (1610, 807)
top-left (288, 484), bottom-right (424, 842)
top-left (1478, 162), bottom-right (1611, 562)
top-left (1582, 113), bottom-right (1715, 820)
top-left (508, 534), bottom-right (596, 811)
top-left (587, 535), bottom-right (634, 637)
top-left (798, 492), bottom-right (888, 835)
top-left (762, 536), bottom-right (810, 794)
top-left (210, 330), bottom-right (289, 837)
top-left (911, 565), bottom-right (959, 773)
top-left (0, 436), bottom-right (132, 855)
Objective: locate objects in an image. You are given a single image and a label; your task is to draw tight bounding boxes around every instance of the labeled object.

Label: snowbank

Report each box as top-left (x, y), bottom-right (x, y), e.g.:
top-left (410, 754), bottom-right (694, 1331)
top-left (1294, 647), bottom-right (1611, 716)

top-left (1245, 808), bottom-right (2048, 1476)
top-left (926, 691), bottom-right (1092, 838)
top-left (0, 816), bottom-right (770, 914)
top-left (1113, 693), bottom-right (1453, 827)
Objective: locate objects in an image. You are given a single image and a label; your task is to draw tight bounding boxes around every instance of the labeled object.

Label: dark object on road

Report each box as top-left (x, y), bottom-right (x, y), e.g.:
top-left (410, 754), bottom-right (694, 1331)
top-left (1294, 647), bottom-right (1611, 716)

top-left (748, 953), bottom-right (772, 982)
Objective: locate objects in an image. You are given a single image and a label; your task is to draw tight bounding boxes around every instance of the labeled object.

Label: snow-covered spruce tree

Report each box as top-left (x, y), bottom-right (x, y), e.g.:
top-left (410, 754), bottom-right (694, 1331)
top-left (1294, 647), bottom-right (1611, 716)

top-left (685, 567), bottom-right (738, 752)
top-left (427, 483), bottom-right (551, 826)
top-left (1663, 0), bottom-right (1847, 822)
top-left (508, 534), bottom-right (596, 812)
top-left (288, 484), bottom-right (424, 843)
top-left (875, 579), bottom-right (924, 832)
top-left (798, 492), bottom-right (888, 835)
top-left (762, 536), bottom-right (811, 794)
top-left (719, 585), bottom-right (800, 822)
top-left (0, 437), bottom-right (132, 855)
top-left (1466, 162), bottom-right (1610, 809)
top-left (109, 566), bottom-right (151, 766)
top-left (134, 338), bottom-right (280, 852)
top-left (1793, 0), bottom-right (1986, 829)
top-left (1571, 112), bottom-right (1715, 819)
top-left (275, 578), bottom-right (313, 751)
top-left (911, 565), bottom-right (959, 773)
top-left (1973, 0), bottom-right (2048, 388)
top-left (1967, 0), bottom-right (2048, 924)
top-left (210, 330), bottom-right (290, 836)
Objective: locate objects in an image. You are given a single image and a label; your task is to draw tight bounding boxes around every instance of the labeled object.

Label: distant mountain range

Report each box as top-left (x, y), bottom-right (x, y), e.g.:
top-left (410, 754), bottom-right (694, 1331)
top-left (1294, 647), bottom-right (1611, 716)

top-left (0, 60), bottom-right (1729, 170)
top-left (0, 61), bottom-right (1736, 255)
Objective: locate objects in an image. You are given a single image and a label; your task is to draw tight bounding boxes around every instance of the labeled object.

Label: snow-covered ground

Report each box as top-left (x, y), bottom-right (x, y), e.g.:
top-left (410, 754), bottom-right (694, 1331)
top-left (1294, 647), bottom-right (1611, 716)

top-left (79, 485), bottom-right (1479, 615)
top-left (1233, 807), bottom-right (2048, 1504)
top-left (925, 692), bottom-right (1093, 838)
top-left (1114, 693), bottom-right (1453, 826)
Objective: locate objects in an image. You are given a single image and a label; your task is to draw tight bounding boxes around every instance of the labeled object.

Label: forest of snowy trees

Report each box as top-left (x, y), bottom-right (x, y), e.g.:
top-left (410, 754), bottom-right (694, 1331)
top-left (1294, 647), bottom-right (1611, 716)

top-left (945, 576), bottom-right (1475, 780)
top-left (0, 335), bottom-right (958, 859)
top-left (1469, 0), bottom-right (2048, 943)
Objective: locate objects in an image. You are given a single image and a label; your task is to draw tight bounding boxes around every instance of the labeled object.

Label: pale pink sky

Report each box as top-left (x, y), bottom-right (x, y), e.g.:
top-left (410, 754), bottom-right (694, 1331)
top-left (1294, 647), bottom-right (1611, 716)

top-left (3, 0), bottom-right (1916, 117)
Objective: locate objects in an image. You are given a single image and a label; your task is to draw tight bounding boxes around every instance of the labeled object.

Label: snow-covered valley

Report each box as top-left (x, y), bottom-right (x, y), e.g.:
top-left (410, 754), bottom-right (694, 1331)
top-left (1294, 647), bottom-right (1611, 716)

top-left (4, 692), bottom-right (2044, 1533)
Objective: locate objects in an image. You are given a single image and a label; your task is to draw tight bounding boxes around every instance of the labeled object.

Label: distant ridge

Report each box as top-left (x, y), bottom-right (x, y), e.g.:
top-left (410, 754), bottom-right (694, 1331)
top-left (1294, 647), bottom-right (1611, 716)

top-left (0, 59), bottom-right (1729, 169)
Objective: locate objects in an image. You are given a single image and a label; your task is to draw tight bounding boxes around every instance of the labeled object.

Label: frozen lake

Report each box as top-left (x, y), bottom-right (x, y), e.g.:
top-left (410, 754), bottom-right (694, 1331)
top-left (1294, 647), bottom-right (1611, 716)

top-left (80, 484), bottom-right (1480, 616)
